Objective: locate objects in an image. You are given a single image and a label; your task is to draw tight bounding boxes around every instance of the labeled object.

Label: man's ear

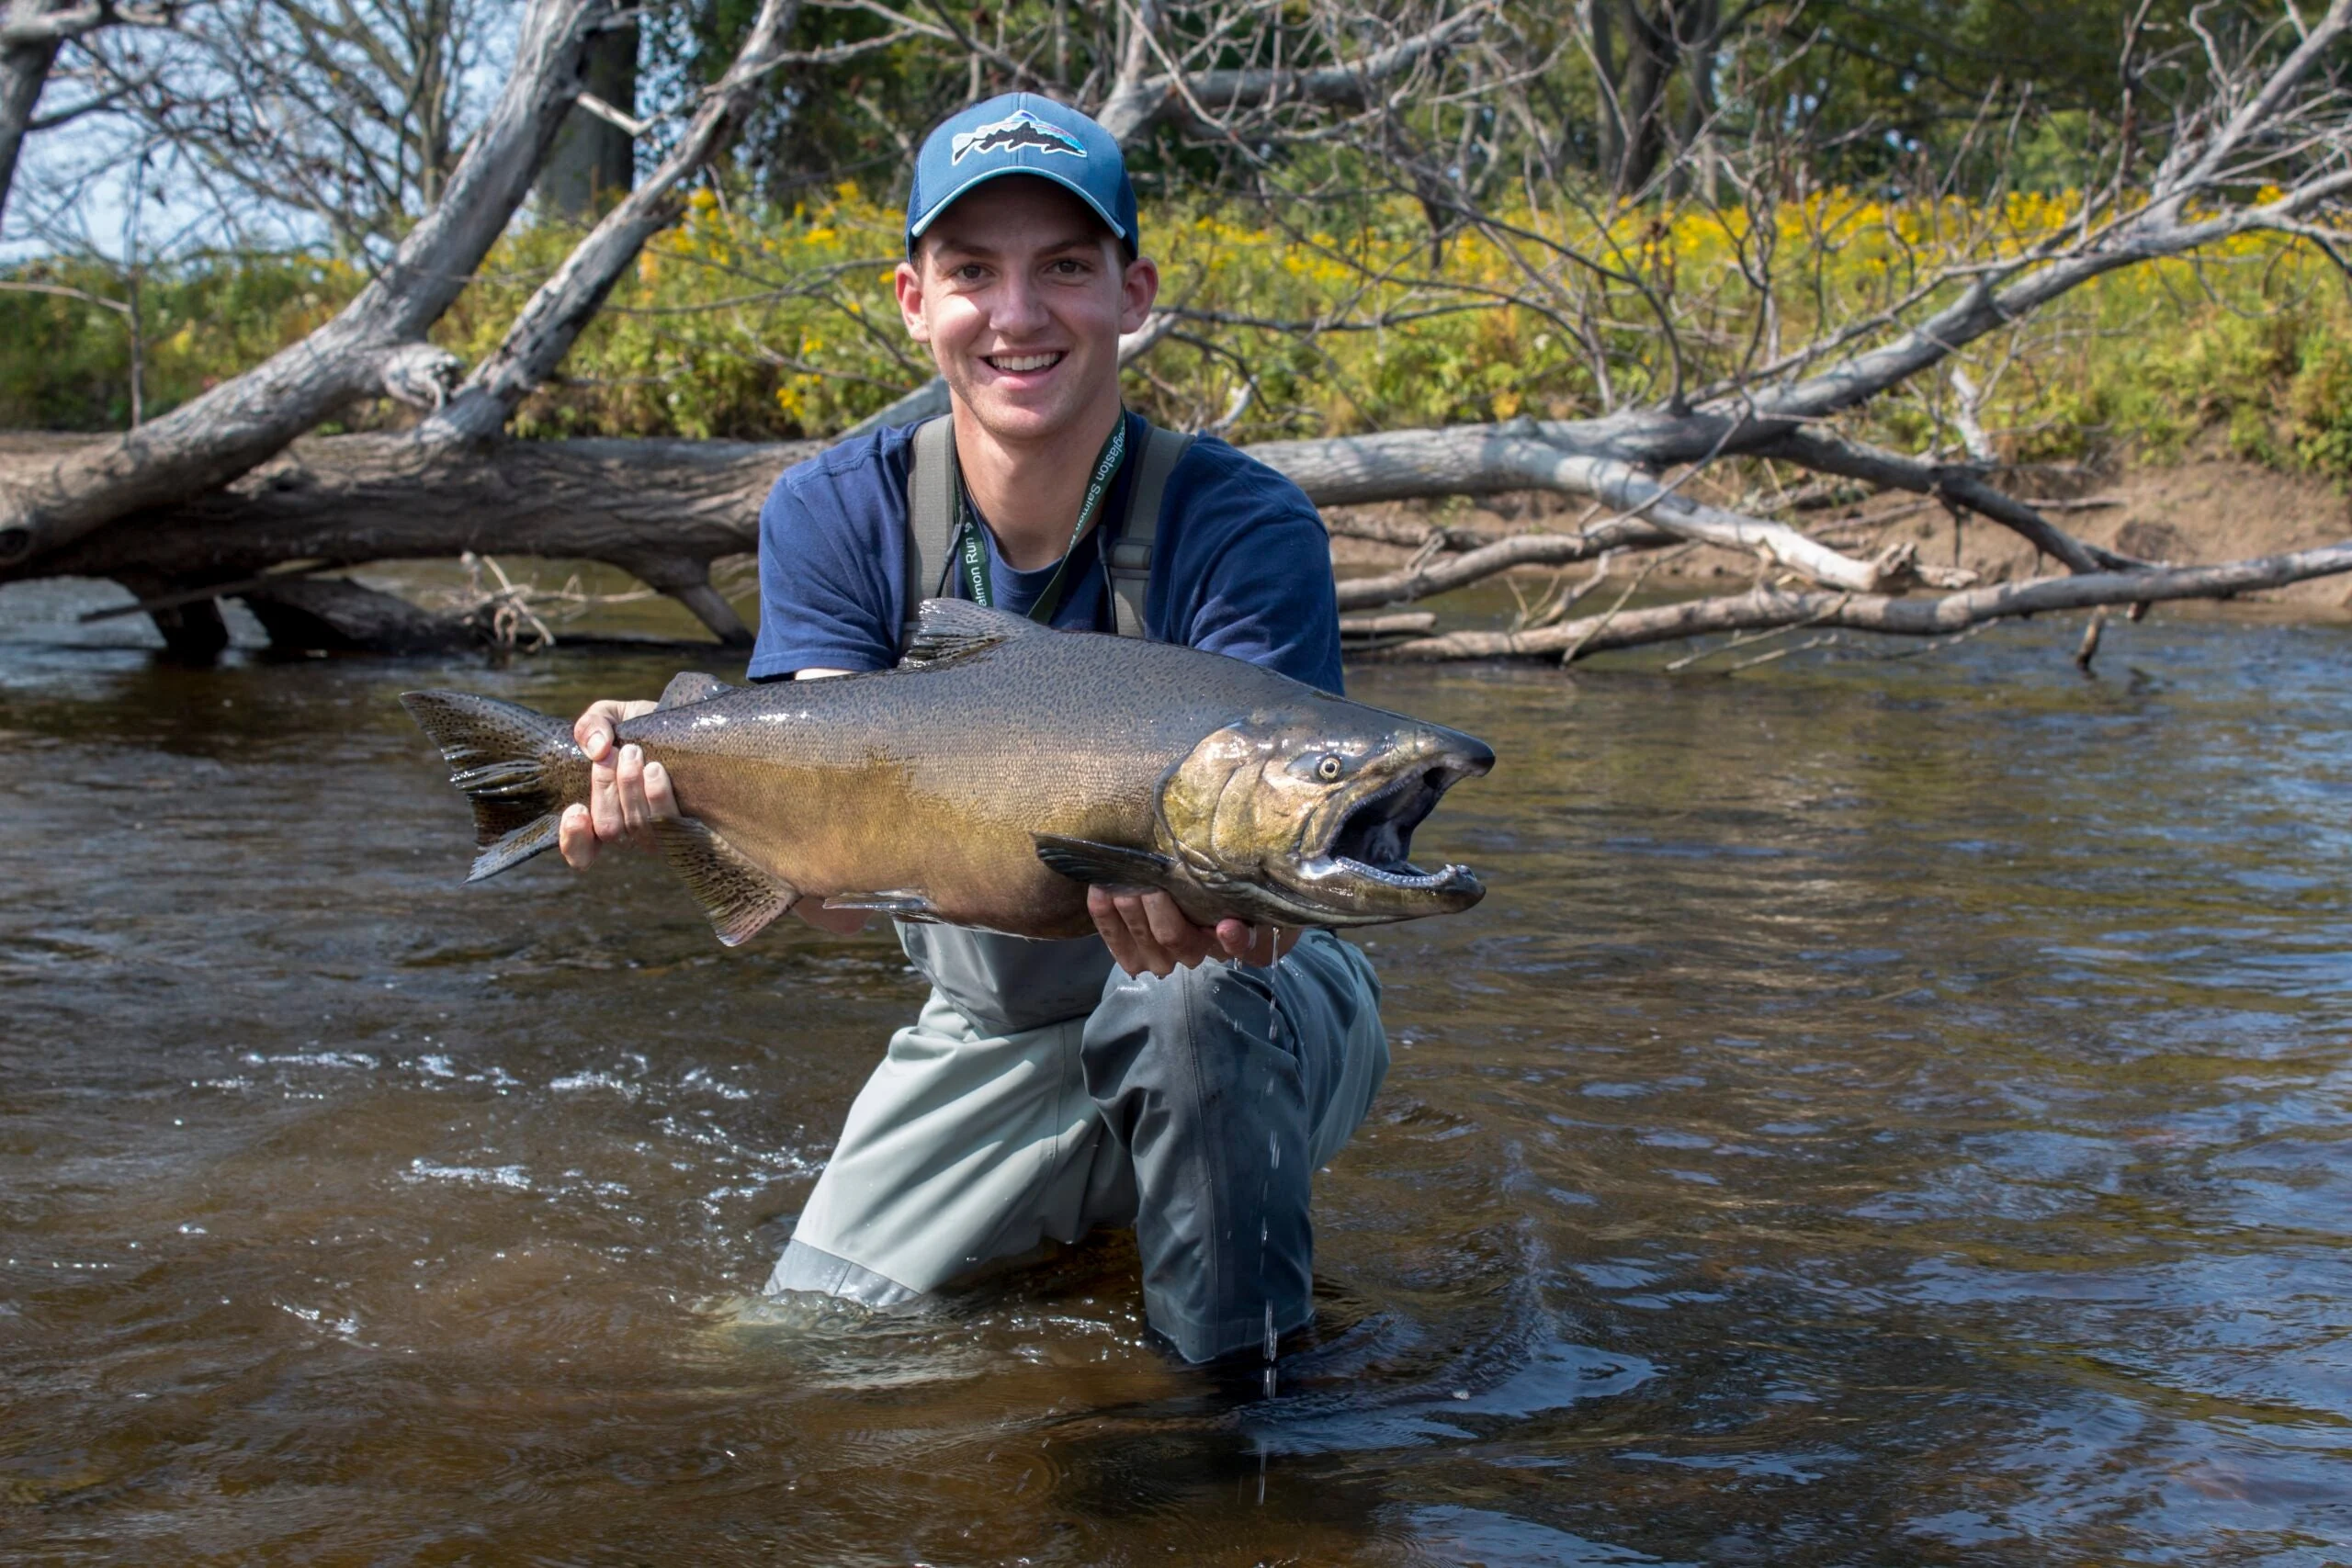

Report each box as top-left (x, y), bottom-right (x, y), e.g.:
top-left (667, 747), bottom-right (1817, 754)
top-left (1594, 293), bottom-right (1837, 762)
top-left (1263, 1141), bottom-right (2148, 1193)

top-left (1118, 253), bottom-right (1159, 335)
top-left (894, 258), bottom-right (932, 345)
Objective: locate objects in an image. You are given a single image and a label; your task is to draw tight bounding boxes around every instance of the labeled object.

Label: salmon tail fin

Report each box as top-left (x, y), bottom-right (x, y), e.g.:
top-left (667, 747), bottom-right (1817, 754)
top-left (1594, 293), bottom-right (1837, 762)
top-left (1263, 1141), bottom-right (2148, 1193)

top-left (400, 690), bottom-right (589, 883)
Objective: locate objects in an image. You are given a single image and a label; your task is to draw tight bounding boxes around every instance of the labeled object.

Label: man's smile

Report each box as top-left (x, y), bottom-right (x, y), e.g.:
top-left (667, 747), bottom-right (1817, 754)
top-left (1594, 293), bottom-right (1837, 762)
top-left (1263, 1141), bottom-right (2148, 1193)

top-left (982, 351), bottom-right (1067, 374)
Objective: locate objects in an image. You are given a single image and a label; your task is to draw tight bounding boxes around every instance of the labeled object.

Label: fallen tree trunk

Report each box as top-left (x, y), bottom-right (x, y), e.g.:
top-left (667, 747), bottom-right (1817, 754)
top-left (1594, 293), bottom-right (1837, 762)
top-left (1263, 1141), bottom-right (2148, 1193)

top-left (28, 429), bottom-right (2351, 663)
top-left (9, 419), bottom-right (1963, 611)
top-left (26, 433), bottom-right (810, 588)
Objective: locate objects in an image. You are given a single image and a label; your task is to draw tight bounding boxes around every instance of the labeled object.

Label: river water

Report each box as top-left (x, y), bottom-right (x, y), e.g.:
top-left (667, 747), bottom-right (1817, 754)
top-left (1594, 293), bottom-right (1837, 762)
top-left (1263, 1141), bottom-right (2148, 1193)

top-left (3, 580), bottom-right (2349, 1564)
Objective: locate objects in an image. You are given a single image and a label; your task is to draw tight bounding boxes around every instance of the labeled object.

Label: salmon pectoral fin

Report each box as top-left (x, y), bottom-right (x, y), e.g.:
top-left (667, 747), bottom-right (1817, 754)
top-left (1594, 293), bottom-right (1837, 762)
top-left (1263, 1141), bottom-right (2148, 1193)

top-left (658, 671), bottom-right (739, 708)
top-left (821, 890), bottom-right (943, 921)
top-left (653, 817), bottom-right (798, 947)
top-left (1034, 834), bottom-right (1180, 893)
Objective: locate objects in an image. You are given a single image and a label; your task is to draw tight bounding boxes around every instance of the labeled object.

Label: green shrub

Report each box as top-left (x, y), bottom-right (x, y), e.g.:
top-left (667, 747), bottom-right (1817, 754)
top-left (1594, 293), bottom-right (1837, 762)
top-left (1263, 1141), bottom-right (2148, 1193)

top-left (10, 186), bottom-right (2352, 485)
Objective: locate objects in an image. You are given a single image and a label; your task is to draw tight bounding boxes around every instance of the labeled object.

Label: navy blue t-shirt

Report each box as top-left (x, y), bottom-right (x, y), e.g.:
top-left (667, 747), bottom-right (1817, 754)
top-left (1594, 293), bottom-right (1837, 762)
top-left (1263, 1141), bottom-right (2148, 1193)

top-left (748, 411), bottom-right (1343, 692)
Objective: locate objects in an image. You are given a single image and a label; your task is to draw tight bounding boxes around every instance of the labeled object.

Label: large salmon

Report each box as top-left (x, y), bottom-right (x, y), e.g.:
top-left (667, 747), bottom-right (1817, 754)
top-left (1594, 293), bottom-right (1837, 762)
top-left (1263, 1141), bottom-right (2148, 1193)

top-left (402, 599), bottom-right (1493, 944)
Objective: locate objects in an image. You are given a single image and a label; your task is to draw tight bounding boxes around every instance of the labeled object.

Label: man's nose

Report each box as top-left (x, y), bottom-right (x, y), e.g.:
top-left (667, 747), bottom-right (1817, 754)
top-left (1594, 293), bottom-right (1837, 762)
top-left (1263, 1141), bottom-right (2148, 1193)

top-left (987, 270), bottom-right (1051, 336)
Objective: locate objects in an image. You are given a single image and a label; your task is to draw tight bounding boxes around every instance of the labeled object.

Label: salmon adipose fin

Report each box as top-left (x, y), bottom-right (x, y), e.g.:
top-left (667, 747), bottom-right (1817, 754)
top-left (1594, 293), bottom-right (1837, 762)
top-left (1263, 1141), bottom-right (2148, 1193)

top-left (655, 818), bottom-right (797, 946)
top-left (400, 690), bottom-right (590, 883)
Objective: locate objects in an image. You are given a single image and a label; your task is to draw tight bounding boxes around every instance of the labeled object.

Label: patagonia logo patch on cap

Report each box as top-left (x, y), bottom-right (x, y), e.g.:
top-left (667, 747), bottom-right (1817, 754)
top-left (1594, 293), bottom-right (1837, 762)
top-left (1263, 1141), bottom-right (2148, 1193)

top-left (951, 107), bottom-right (1087, 164)
top-left (908, 94), bottom-right (1136, 258)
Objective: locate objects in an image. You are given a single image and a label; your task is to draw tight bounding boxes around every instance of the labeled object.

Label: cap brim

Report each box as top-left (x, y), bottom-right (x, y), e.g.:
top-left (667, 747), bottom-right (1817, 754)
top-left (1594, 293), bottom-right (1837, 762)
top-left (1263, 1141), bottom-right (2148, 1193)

top-left (905, 165), bottom-right (1129, 256)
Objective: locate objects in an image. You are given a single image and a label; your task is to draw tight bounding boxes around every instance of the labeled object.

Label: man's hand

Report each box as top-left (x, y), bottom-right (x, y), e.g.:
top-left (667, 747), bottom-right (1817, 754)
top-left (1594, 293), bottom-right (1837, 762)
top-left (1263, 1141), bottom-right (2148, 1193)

top-left (556, 697), bottom-right (867, 935)
top-left (558, 699), bottom-right (667, 868)
top-left (1089, 886), bottom-right (1303, 977)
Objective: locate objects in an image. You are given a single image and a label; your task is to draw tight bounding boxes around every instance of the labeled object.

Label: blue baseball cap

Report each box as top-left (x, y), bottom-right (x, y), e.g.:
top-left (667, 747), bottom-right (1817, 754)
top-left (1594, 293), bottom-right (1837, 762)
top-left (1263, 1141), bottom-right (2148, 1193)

top-left (905, 93), bottom-right (1137, 260)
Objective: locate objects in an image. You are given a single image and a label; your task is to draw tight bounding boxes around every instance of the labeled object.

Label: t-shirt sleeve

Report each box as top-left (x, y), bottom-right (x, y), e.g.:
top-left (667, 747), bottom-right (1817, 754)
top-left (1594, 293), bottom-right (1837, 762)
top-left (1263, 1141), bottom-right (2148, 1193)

top-left (1154, 440), bottom-right (1345, 694)
top-left (746, 435), bottom-right (910, 680)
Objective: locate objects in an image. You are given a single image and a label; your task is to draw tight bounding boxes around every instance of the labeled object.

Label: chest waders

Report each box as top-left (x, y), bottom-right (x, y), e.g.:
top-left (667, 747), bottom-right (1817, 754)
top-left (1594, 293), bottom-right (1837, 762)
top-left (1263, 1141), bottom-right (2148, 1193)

top-left (894, 413), bottom-right (1194, 1034)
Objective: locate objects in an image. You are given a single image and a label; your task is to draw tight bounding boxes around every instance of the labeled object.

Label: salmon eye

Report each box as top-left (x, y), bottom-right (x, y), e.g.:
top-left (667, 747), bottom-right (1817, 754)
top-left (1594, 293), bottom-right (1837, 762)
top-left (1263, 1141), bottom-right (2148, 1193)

top-left (1316, 753), bottom-right (1346, 782)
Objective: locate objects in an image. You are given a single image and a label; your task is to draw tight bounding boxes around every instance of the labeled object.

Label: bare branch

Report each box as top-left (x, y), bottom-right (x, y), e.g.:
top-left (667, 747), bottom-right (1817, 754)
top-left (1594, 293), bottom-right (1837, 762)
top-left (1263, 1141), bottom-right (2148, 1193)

top-left (1757, 427), bottom-right (2138, 575)
top-left (1335, 519), bottom-right (1671, 610)
top-left (1361, 544), bottom-right (2352, 663)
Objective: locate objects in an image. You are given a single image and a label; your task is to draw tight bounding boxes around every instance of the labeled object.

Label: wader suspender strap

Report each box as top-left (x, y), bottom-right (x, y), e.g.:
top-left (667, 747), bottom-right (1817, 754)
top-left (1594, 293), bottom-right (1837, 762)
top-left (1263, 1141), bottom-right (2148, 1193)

top-left (901, 415), bottom-right (959, 648)
top-left (901, 416), bottom-right (1193, 648)
top-left (1106, 425), bottom-right (1193, 640)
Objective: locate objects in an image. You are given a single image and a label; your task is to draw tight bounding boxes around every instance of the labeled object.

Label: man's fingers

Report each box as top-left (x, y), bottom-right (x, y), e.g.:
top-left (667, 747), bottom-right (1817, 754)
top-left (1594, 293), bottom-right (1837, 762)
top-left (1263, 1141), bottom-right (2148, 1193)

top-left (1140, 890), bottom-right (1198, 956)
top-left (1219, 920), bottom-right (1271, 966)
top-left (1088, 886), bottom-right (1140, 974)
top-left (574, 699), bottom-right (626, 759)
top-left (558, 804), bottom-right (600, 870)
top-left (588, 747), bottom-right (623, 842)
top-left (616, 745), bottom-right (658, 850)
top-left (642, 759), bottom-right (680, 820)
top-left (1089, 886), bottom-right (1155, 976)
top-left (1109, 890), bottom-right (1176, 977)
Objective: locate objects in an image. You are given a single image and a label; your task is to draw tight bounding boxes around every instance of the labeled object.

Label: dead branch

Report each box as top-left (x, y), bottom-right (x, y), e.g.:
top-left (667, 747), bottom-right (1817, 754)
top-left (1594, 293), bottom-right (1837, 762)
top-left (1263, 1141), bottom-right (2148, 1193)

top-left (1254, 421), bottom-right (1973, 592)
top-left (1334, 520), bottom-right (1668, 610)
top-left (1359, 542), bottom-right (2352, 662)
top-left (1094, 4), bottom-right (1491, 143)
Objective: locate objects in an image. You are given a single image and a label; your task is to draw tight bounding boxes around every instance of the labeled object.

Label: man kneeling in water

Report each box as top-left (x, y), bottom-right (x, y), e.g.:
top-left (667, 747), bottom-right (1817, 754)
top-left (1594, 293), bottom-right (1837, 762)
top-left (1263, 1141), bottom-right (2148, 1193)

top-left (560, 95), bottom-right (1386, 1366)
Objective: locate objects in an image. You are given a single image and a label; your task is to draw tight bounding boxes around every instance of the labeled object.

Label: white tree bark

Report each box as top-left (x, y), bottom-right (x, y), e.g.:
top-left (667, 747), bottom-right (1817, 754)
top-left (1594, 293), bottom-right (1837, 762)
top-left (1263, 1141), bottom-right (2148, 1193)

top-left (1360, 543), bottom-right (2352, 663)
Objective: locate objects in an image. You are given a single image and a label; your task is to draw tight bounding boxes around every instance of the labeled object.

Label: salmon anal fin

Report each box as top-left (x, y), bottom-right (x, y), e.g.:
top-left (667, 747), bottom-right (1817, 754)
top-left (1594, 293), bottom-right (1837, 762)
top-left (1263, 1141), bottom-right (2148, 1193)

top-left (1033, 834), bottom-right (1178, 891)
top-left (659, 671), bottom-right (739, 708)
top-left (821, 889), bottom-right (942, 921)
top-left (653, 817), bottom-right (797, 947)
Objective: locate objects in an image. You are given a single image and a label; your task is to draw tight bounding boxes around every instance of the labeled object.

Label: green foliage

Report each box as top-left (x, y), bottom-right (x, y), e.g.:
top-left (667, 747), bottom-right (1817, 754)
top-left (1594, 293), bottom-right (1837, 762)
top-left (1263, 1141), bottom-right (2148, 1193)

top-left (0, 254), bottom-right (362, 430)
top-left (13, 187), bottom-right (2352, 490)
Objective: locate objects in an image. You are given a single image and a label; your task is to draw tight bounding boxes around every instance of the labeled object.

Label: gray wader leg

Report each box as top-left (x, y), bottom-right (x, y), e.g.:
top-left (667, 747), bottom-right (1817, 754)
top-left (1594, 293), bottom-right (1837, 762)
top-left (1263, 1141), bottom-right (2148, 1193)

top-left (764, 988), bottom-right (1137, 1304)
top-left (763, 930), bottom-right (1386, 1365)
top-left (1080, 929), bottom-right (1387, 1363)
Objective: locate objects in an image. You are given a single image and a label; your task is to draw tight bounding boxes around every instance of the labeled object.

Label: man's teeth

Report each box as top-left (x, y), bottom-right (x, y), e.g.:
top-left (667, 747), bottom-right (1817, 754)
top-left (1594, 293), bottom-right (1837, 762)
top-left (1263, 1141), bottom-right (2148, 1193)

top-left (988, 353), bottom-right (1062, 372)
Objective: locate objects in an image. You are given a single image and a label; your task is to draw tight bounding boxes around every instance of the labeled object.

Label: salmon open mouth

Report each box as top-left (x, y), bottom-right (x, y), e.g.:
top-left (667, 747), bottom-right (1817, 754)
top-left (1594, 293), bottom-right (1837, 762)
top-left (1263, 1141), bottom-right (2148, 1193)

top-left (1299, 748), bottom-right (1491, 903)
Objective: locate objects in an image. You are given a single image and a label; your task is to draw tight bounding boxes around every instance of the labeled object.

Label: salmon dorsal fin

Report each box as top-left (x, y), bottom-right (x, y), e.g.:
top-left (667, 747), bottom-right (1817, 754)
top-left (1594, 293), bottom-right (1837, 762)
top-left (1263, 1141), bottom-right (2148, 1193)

top-left (659, 671), bottom-right (739, 708)
top-left (654, 817), bottom-right (797, 947)
top-left (901, 598), bottom-right (1044, 667)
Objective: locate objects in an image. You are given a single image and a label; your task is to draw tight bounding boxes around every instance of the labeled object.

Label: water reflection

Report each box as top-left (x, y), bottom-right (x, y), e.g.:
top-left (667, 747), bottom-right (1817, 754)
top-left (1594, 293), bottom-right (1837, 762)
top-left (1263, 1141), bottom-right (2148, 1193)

top-left (2, 578), bottom-right (2349, 1562)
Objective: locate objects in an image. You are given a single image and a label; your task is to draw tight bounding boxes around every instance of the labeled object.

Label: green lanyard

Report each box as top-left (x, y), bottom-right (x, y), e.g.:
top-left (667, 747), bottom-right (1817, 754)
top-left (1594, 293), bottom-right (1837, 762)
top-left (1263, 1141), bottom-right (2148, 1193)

top-left (953, 415), bottom-right (1127, 625)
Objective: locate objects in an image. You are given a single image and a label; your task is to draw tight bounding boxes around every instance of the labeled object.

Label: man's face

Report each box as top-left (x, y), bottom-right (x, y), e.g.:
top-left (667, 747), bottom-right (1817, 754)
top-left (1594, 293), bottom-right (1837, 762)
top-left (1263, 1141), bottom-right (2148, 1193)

top-left (896, 178), bottom-right (1158, 445)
